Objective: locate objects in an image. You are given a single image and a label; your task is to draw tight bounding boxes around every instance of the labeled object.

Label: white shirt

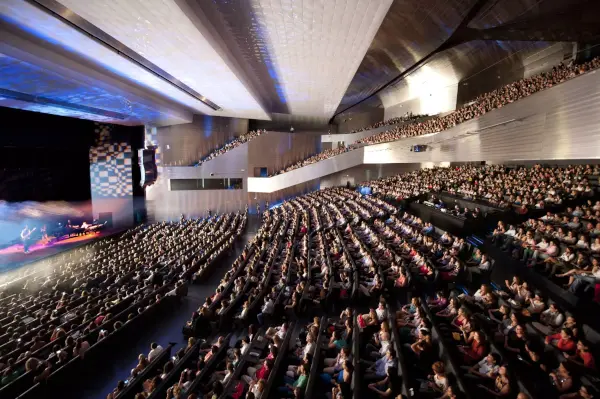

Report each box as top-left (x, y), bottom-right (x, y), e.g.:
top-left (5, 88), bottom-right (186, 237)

top-left (241, 342), bottom-right (250, 355)
top-left (376, 308), bottom-right (387, 322)
top-left (262, 299), bottom-right (274, 314)
top-left (476, 358), bottom-right (499, 376)
top-left (148, 345), bottom-right (164, 362)
top-left (303, 342), bottom-right (315, 357)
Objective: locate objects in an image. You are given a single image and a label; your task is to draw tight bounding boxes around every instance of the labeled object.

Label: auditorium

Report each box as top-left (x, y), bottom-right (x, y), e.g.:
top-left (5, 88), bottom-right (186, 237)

top-left (1, 1), bottom-right (600, 398)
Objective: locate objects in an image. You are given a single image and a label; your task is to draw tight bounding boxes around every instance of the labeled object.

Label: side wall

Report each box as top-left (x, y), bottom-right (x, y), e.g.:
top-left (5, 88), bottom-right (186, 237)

top-left (156, 114), bottom-right (248, 166)
top-left (319, 163), bottom-right (423, 189)
top-left (247, 131), bottom-right (320, 177)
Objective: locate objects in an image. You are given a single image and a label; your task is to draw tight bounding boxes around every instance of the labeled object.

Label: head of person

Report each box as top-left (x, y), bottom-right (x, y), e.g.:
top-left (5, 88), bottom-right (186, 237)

top-left (432, 361), bottom-right (445, 376)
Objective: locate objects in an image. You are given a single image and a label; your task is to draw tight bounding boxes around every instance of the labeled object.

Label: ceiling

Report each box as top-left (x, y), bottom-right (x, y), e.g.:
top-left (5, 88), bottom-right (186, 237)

top-left (0, 0), bottom-right (598, 126)
top-left (335, 0), bottom-right (600, 118)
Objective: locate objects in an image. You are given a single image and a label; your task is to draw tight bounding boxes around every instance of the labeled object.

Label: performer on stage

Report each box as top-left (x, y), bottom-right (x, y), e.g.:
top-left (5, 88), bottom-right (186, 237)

top-left (20, 225), bottom-right (35, 254)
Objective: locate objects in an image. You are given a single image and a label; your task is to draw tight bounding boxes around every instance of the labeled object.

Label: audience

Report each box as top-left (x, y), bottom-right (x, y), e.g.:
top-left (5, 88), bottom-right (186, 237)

top-left (196, 129), bottom-right (266, 166)
top-left (271, 57), bottom-right (600, 175)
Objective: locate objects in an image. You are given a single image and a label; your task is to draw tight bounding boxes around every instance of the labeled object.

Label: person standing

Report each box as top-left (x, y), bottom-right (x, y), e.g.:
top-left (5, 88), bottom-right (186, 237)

top-left (20, 225), bottom-right (35, 254)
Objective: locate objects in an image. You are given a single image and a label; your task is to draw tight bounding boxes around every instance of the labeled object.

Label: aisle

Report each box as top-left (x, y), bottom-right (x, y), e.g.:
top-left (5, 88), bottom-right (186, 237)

top-left (79, 215), bottom-right (262, 399)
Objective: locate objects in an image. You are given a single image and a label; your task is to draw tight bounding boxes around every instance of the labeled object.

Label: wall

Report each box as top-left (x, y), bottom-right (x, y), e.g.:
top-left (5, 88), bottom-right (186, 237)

top-left (456, 43), bottom-right (573, 107)
top-left (247, 147), bottom-right (365, 193)
top-left (146, 178), bottom-right (246, 221)
top-left (254, 179), bottom-right (321, 210)
top-left (156, 114), bottom-right (248, 166)
top-left (335, 107), bottom-right (384, 134)
top-left (145, 141), bottom-right (248, 221)
top-left (382, 97), bottom-right (422, 122)
top-left (320, 163), bottom-right (422, 189)
top-left (247, 131), bottom-right (320, 177)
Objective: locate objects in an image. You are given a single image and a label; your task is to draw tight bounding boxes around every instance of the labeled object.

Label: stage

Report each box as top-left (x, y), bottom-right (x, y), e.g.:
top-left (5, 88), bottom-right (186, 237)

top-left (0, 230), bottom-right (113, 272)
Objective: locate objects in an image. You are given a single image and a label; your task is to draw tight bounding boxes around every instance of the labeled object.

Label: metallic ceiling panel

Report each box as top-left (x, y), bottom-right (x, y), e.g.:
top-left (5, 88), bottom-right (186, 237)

top-left (249, 0), bottom-right (393, 118)
top-left (29, 0), bottom-right (220, 111)
top-left (186, 0), bottom-right (290, 115)
top-left (341, 39), bottom-right (555, 116)
top-left (55, 0), bottom-right (270, 120)
top-left (336, 0), bottom-right (591, 117)
top-left (0, 52), bottom-right (178, 125)
top-left (336, 0), bottom-right (477, 114)
top-left (468, 0), bottom-right (593, 29)
top-left (0, 0), bottom-right (213, 120)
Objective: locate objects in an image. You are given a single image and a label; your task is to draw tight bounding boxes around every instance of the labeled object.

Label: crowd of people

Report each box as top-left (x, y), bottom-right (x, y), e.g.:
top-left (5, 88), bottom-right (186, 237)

top-left (1, 161), bottom-right (599, 399)
top-left (492, 199), bottom-right (600, 296)
top-left (344, 113), bottom-right (426, 134)
top-left (196, 130), bottom-right (267, 166)
top-left (364, 164), bottom-right (598, 211)
top-left (0, 212), bottom-right (247, 398)
top-left (270, 146), bottom-right (353, 176)
top-left (270, 56), bottom-right (600, 176)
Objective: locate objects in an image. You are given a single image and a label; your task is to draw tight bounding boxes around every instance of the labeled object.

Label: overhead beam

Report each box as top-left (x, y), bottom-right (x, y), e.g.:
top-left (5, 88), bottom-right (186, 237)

top-left (27, 0), bottom-right (222, 111)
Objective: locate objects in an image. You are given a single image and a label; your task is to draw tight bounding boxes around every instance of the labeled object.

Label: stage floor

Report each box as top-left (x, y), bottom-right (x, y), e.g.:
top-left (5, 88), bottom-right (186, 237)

top-left (0, 231), bottom-right (112, 271)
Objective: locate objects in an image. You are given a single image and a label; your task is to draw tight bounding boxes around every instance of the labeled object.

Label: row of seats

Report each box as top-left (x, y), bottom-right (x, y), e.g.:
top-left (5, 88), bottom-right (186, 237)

top-left (0, 212), bottom-right (247, 399)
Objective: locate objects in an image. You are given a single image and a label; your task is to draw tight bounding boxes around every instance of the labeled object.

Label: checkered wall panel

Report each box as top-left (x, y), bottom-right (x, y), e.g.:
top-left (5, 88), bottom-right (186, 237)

top-left (89, 124), bottom-right (133, 198)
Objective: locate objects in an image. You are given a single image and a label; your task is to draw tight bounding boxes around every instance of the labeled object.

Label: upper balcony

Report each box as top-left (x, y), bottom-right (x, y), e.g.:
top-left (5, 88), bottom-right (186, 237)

top-left (248, 68), bottom-right (600, 193)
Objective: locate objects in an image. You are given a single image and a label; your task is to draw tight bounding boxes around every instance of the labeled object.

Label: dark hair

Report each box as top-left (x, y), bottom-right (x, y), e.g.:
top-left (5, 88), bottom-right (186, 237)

top-left (490, 353), bottom-right (501, 364)
top-left (212, 381), bottom-right (224, 395)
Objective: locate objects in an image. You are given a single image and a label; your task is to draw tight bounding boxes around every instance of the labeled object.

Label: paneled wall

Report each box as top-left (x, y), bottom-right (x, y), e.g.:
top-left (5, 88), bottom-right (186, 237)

top-left (365, 67), bottom-right (600, 164)
top-left (247, 147), bottom-right (365, 193)
top-left (156, 114), bottom-right (248, 166)
top-left (253, 179), bottom-right (321, 210)
top-left (335, 107), bottom-right (384, 134)
top-left (146, 178), bottom-right (246, 221)
top-left (247, 131), bottom-right (320, 177)
top-left (320, 163), bottom-right (422, 189)
top-left (456, 43), bottom-right (573, 108)
top-left (146, 143), bottom-right (248, 221)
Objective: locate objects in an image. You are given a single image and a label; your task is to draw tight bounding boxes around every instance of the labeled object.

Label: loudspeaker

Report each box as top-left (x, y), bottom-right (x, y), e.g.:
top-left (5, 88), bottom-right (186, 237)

top-left (138, 147), bottom-right (158, 188)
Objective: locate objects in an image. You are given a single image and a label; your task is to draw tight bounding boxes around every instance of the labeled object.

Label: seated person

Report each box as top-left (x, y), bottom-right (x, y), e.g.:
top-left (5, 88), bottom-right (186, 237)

top-left (463, 352), bottom-right (500, 380)
top-left (504, 325), bottom-right (527, 357)
top-left (545, 328), bottom-right (576, 354)
top-left (363, 348), bottom-right (397, 382)
top-left (549, 362), bottom-right (573, 395)
top-left (476, 365), bottom-right (511, 397)
top-left (532, 303), bottom-right (564, 336)
top-left (241, 359), bottom-right (272, 384)
top-left (367, 366), bottom-right (401, 398)
top-left (563, 340), bottom-right (596, 370)
top-left (418, 361), bottom-right (449, 395)
top-left (278, 364), bottom-right (308, 397)
top-left (458, 330), bottom-right (487, 364)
